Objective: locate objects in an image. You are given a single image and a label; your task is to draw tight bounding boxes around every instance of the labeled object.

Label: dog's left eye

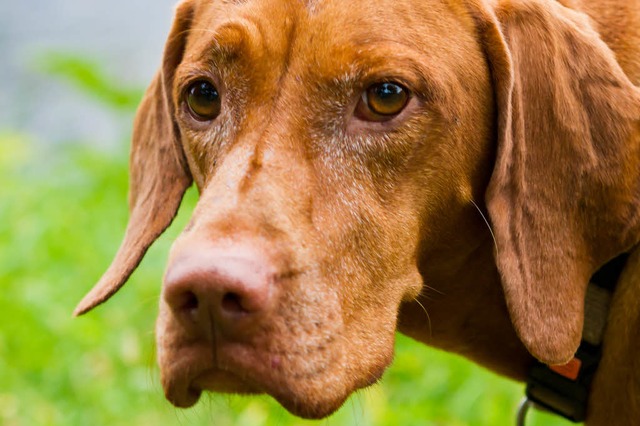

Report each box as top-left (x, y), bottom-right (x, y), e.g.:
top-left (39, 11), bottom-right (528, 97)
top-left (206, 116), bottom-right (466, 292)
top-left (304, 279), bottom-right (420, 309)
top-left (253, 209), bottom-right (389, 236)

top-left (356, 82), bottom-right (410, 122)
top-left (185, 80), bottom-right (221, 121)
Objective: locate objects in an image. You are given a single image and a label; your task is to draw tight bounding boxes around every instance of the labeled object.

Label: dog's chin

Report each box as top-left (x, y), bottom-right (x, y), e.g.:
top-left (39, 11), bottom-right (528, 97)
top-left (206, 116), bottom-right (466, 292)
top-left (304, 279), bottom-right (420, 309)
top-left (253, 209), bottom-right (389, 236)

top-left (160, 340), bottom-right (389, 419)
top-left (191, 372), bottom-right (353, 419)
top-left (163, 367), bottom-right (359, 419)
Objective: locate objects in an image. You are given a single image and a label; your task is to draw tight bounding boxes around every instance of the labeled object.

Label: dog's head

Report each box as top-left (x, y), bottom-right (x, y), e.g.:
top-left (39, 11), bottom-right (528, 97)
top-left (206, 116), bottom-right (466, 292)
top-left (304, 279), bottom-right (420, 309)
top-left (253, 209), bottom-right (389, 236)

top-left (75, 0), bottom-right (640, 419)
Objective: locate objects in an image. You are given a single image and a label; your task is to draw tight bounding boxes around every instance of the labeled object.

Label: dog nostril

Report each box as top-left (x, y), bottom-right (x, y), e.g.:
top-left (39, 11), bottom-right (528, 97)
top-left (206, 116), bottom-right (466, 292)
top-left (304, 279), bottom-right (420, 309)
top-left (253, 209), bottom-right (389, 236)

top-left (221, 292), bottom-right (247, 314)
top-left (177, 291), bottom-right (199, 316)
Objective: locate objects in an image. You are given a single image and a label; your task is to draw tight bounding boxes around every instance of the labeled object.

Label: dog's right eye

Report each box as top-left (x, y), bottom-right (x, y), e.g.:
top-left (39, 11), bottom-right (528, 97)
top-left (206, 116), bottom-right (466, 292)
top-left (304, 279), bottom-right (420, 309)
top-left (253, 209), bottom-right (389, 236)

top-left (185, 80), bottom-right (221, 121)
top-left (355, 82), bottom-right (410, 122)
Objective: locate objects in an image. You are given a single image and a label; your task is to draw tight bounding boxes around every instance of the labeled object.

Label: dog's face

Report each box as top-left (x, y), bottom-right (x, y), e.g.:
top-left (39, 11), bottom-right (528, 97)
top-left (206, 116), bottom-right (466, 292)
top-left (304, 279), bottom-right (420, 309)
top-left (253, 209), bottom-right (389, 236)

top-left (156, 0), bottom-right (494, 417)
top-left (75, 0), bottom-right (640, 420)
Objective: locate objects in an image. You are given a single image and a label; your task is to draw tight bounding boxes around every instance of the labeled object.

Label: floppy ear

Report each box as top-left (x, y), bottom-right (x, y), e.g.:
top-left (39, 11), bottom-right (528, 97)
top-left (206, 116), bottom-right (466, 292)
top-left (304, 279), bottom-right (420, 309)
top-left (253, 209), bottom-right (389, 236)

top-left (475, 0), bottom-right (640, 363)
top-left (74, 1), bottom-right (196, 315)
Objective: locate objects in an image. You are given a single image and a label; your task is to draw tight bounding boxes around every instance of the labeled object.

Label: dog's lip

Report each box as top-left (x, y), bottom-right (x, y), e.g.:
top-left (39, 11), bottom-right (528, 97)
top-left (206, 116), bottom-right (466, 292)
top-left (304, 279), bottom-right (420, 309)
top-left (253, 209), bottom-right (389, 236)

top-left (162, 337), bottom-right (355, 418)
top-left (166, 368), bottom-right (260, 408)
top-left (161, 341), bottom-right (292, 408)
top-left (189, 366), bottom-right (350, 419)
top-left (166, 350), bottom-right (389, 418)
top-left (158, 338), bottom-right (217, 408)
top-left (191, 368), bottom-right (261, 394)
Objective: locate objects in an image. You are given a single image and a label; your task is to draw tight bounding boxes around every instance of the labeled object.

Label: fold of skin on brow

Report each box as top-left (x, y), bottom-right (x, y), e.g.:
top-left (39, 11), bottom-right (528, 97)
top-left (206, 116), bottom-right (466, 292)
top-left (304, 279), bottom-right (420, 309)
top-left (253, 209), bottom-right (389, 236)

top-left (156, 0), bottom-right (531, 418)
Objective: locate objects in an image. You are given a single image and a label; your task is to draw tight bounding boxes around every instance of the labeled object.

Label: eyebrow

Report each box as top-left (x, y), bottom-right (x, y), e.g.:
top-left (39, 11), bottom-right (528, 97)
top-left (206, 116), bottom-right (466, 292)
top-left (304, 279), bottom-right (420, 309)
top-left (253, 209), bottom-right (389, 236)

top-left (326, 41), bottom-right (451, 100)
top-left (188, 18), bottom-right (263, 64)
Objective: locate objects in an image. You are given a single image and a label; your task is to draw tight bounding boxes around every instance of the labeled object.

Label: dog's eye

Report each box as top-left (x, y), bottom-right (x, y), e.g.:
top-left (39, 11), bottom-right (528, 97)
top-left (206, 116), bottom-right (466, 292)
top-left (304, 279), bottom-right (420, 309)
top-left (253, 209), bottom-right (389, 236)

top-left (356, 82), bottom-right (409, 121)
top-left (186, 80), bottom-right (221, 121)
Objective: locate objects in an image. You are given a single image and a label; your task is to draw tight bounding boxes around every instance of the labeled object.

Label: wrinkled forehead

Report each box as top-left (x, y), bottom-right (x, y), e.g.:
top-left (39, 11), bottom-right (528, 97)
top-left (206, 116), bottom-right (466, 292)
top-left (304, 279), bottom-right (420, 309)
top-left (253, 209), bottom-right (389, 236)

top-left (182, 0), bottom-right (479, 80)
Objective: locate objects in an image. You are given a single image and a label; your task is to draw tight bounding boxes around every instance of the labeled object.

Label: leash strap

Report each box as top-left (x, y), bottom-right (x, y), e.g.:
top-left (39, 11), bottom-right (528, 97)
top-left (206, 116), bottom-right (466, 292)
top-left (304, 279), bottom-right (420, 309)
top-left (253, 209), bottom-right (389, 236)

top-left (521, 254), bottom-right (629, 423)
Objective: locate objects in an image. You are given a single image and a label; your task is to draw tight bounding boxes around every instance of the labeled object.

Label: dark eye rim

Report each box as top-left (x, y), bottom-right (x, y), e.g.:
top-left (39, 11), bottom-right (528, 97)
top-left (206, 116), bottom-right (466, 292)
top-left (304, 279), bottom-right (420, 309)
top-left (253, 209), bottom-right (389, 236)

top-left (183, 79), bottom-right (222, 122)
top-left (355, 81), bottom-right (412, 122)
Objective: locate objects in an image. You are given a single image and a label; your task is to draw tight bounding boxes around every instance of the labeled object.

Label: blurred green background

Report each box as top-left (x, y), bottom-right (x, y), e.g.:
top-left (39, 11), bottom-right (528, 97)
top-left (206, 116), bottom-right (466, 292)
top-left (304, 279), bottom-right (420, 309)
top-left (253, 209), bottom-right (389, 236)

top-left (0, 5), bottom-right (572, 426)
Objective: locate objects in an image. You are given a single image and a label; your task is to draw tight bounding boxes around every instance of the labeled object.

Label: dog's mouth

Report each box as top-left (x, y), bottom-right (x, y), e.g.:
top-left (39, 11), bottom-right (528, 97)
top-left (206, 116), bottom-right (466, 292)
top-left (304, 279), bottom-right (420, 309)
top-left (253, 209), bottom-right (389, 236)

top-left (158, 330), bottom-right (379, 419)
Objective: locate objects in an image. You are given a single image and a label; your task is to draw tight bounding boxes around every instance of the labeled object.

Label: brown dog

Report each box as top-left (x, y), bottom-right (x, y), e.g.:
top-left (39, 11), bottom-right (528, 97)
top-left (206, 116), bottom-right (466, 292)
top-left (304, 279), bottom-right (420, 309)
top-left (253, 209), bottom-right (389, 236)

top-left (75, 0), bottom-right (640, 423)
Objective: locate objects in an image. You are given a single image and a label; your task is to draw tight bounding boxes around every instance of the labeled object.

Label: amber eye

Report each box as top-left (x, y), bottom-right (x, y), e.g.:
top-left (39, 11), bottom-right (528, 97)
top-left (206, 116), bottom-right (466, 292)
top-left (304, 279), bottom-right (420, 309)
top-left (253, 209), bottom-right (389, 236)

top-left (186, 80), bottom-right (221, 121)
top-left (356, 82), bottom-right (410, 121)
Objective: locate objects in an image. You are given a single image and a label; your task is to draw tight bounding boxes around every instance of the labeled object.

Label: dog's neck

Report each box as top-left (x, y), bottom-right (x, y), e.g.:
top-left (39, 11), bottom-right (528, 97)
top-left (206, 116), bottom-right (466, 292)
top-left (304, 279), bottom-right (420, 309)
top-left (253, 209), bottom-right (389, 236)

top-left (397, 213), bottom-right (534, 380)
top-left (585, 246), bottom-right (640, 424)
top-left (399, 225), bottom-right (640, 423)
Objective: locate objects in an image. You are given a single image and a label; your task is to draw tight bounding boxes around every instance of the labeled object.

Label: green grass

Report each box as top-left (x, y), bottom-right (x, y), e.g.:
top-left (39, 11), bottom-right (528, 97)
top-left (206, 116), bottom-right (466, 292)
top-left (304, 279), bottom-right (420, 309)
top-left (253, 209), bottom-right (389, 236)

top-left (0, 130), bottom-right (573, 426)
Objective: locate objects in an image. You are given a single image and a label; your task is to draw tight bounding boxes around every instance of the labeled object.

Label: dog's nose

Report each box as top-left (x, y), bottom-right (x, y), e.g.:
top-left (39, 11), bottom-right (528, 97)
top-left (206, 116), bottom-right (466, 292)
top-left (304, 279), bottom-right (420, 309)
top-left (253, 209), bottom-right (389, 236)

top-left (163, 244), bottom-right (279, 339)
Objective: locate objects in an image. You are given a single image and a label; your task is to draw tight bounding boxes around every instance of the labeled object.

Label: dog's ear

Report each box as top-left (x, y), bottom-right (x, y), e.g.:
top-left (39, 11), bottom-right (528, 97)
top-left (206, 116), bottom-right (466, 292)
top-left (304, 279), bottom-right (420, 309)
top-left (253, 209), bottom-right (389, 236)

top-left (475, 0), bottom-right (640, 363)
top-left (74, 1), bottom-right (196, 315)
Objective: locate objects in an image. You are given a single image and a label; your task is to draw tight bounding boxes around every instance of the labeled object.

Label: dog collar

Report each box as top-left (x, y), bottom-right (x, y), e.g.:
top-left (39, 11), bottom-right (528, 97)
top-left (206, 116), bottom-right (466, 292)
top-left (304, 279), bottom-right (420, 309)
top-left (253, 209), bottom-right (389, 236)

top-left (516, 254), bottom-right (629, 425)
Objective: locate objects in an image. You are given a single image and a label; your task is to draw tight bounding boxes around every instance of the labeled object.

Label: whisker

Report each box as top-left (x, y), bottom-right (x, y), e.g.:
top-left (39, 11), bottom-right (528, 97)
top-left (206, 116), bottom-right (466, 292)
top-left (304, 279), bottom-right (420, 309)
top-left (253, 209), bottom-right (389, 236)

top-left (470, 198), bottom-right (498, 255)
top-left (420, 282), bottom-right (444, 297)
top-left (414, 297), bottom-right (432, 338)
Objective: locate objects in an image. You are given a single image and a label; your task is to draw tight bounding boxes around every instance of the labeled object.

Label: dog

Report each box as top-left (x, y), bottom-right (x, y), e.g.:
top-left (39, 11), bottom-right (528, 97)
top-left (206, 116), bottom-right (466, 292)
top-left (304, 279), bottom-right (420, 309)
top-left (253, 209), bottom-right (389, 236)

top-left (74, 0), bottom-right (640, 423)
